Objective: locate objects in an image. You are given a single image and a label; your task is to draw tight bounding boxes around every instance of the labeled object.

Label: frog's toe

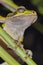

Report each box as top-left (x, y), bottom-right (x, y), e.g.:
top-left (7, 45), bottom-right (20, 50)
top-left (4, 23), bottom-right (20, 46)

top-left (26, 49), bottom-right (33, 58)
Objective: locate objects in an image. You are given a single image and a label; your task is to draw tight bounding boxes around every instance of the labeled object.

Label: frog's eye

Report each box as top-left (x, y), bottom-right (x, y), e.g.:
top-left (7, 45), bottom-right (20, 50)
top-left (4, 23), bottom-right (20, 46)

top-left (17, 6), bottom-right (26, 13)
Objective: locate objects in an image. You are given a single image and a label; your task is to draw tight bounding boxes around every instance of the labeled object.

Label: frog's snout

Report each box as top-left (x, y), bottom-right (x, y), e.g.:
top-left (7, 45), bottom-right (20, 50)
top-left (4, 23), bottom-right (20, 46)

top-left (32, 11), bottom-right (37, 23)
top-left (31, 10), bottom-right (37, 15)
top-left (29, 10), bottom-right (37, 24)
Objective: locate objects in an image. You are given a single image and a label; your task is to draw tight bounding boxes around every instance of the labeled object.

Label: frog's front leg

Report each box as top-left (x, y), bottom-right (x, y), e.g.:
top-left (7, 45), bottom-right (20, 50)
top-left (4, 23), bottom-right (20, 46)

top-left (16, 37), bottom-right (24, 49)
top-left (17, 38), bottom-right (33, 58)
top-left (7, 38), bottom-right (24, 51)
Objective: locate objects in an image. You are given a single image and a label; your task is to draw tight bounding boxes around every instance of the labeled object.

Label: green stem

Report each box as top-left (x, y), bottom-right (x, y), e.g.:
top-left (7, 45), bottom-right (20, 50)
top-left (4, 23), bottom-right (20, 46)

top-left (0, 0), bottom-right (18, 12)
top-left (0, 27), bottom-right (37, 65)
top-left (0, 46), bottom-right (20, 65)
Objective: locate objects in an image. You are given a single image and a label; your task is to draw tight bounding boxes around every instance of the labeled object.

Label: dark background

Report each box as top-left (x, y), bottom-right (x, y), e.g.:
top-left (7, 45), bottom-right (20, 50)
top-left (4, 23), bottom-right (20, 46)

top-left (0, 0), bottom-right (43, 65)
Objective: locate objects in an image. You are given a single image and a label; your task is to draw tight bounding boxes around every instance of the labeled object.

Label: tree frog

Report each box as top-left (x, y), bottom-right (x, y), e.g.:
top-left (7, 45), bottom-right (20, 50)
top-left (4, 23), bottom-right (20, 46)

top-left (2, 6), bottom-right (37, 41)
top-left (0, 6), bottom-right (37, 58)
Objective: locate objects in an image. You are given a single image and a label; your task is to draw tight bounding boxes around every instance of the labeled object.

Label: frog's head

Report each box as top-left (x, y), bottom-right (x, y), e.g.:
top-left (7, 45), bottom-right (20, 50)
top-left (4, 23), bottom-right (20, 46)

top-left (6, 6), bottom-right (37, 26)
top-left (15, 6), bottom-right (37, 16)
top-left (15, 6), bottom-right (37, 23)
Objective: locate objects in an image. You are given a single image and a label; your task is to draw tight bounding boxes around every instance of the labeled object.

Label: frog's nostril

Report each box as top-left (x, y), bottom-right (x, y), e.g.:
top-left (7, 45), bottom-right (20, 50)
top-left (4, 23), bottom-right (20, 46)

top-left (33, 11), bottom-right (37, 15)
top-left (33, 11), bottom-right (35, 13)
